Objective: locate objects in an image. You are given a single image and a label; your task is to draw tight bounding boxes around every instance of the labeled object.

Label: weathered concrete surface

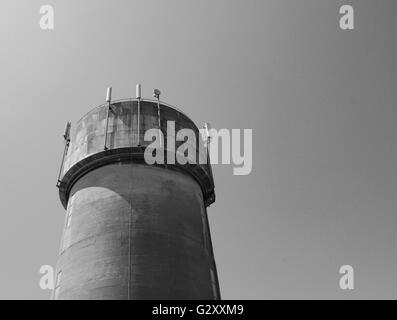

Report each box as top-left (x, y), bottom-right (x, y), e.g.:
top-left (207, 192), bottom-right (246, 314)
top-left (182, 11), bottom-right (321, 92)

top-left (55, 164), bottom-right (219, 300)
top-left (63, 100), bottom-right (208, 175)
top-left (55, 100), bottom-right (219, 300)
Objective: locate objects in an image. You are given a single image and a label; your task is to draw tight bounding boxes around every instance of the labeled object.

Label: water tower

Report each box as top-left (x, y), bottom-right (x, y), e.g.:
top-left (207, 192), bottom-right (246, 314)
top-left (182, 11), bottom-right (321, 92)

top-left (54, 86), bottom-right (220, 299)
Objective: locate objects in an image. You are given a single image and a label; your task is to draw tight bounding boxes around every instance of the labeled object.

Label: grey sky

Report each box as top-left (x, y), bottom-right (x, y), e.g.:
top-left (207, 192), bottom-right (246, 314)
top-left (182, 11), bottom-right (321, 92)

top-left (0, 0), bottom-right (396, 299)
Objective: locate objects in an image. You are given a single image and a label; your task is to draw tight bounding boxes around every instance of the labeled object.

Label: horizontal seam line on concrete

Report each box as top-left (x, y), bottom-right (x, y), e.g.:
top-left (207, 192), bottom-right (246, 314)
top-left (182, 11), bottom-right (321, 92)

top-left (62, 228), bottom-right (204, 253)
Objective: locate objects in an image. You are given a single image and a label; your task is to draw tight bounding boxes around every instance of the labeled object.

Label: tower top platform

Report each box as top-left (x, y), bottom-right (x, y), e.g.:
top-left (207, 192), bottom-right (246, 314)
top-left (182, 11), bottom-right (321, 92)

top-left (57, 98), bottom-right (216, 209)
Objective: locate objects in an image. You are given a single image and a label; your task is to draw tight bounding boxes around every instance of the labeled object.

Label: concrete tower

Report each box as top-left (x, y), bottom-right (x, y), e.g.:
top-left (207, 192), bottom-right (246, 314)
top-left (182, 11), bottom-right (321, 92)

top-left (54, 88), bottom-right (220, 300)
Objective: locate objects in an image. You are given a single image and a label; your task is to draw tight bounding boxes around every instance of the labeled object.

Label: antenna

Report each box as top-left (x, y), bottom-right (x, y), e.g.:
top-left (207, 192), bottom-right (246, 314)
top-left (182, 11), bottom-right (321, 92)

top-left (104, 87), bottom-right (112, 150)
top-left (57, 121), bottom-right (72, 188)
top-left (136, 84), bottom-right (141, 146)
top-left (106, 87), bottom-right (112, 103)
top-left (154, 89), bottom-right (162, 148)
top-left (204, 122), bottom-right (212, 144)
top-left (63, 121), bottom-right (71, 142)
top-left (153, 89), bottom-right (161, 99)
top-left (203, 122), bottom-right (213, 176)
top-left (136, 84), bottom-right (141, 99)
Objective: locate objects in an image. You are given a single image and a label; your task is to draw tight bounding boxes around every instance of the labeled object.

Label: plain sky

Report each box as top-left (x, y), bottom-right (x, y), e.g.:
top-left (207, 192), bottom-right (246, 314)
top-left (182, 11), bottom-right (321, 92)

top-left (0, 0), bottom-right (396, 299)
